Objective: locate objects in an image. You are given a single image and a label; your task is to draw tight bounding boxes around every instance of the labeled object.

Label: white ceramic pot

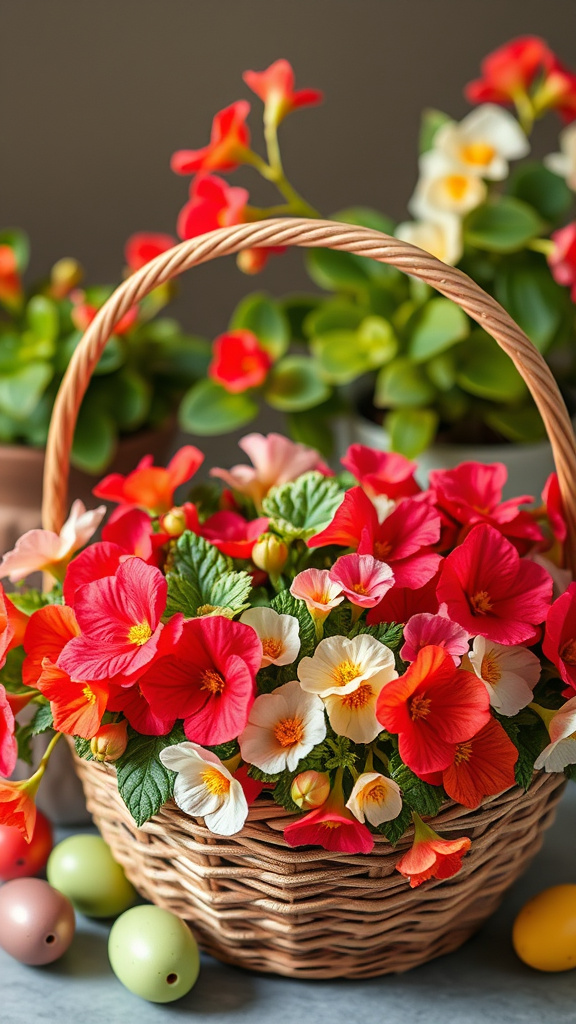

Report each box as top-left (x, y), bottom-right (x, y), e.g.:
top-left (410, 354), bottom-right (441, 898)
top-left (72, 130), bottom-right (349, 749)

top-left (348, 413), bottom-right (566, 500)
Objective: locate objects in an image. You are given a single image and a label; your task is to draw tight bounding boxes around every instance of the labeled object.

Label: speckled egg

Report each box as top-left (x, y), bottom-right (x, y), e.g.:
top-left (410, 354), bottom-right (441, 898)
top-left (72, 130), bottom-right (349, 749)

top-left (0, 877), bottom-right (75, 964)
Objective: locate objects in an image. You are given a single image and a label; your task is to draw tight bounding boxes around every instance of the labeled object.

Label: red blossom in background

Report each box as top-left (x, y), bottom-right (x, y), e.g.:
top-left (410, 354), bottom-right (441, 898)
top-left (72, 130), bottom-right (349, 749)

top-left (0, 245), bottom-right (22, 309)
top-left (465, 36), bottom-right (553, 106)
top-left (200, 511), bottom-right (270, 560)
top-left (208, 330), bottom-right (272, 393)
top-left (243, 59), bottom-right (323, 127)
top-left (535, 59), bottom-right (576, 122)
top-left (376, 645), bottom-right (491, 776)
top-left (542, 473), bottom-right (567, 544)
top-left (0, 685), bottom-right (17, 778)
top-left (176, 174), bottom-right (249, 241)
top-left (543, 582), bottom-right (576, 694)
top-left (437, 524), bottom-right (553, 645)
top-left (124, 232), bottom-right (176, 272)
top-left (396, 814), bottom-right (471, 888)
top-left (171, 101), bottom-right (251, 175)
top-left (63, 542), bottom-right (125, 607)
top-left (548, 223), bottom-right (576, 302)
top-left (94, 445), bottom-right (203, 514)
top-left (70, 289), bottom-right (138, 336)
top-left (441, 718), bottom-right (518, 809)
top-left (341, 444), bottom-right (420, 500)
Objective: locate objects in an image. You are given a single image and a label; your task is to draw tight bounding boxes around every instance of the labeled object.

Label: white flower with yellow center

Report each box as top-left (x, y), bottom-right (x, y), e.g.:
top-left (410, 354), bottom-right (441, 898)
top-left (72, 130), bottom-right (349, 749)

top-left (239, 679), bottom-right (326, 774)
top-left (240, 607), bottom-right (300, 668)
top-left (545, 122), bottom-right (576, 191)
top-left (410, 151), bottom-right (487, 219)
top-left (159, 742), bottom-right (248, 836)
top-left (346, 772), bottom-right (403, 826)
top-left (434, 105), bottom-right (529, 181)
top-left (468, 636), bottom-right (541, 717)
top-left (395, 216), bottom-right (462, 266)
top-left (298, 633), bottom-right (397, 698)
top-left (534, 697), bottom-right (576, 773)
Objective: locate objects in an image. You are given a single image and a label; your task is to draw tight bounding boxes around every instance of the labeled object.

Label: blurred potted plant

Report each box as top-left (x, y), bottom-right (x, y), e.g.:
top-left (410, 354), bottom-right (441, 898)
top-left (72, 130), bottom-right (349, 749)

top-left (174, 43), bottom-right (576, 496)
top-left (0, 230), bottom-right (210, 550)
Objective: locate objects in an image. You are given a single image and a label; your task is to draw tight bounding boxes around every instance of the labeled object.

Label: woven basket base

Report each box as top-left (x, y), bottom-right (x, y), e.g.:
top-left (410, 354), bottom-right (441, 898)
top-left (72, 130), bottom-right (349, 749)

top-left (72, 752), bottom-right (565, 980)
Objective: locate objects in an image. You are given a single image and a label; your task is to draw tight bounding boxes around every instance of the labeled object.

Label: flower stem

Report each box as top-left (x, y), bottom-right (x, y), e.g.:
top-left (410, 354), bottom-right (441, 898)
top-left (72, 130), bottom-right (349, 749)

top-left (528, 238), bottom-right (555, 257)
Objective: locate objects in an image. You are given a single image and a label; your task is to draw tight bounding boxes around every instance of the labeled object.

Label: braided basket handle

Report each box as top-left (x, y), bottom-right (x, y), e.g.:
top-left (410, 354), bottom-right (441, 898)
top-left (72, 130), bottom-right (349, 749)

top-left (43, 218), bottom-right (576, 571)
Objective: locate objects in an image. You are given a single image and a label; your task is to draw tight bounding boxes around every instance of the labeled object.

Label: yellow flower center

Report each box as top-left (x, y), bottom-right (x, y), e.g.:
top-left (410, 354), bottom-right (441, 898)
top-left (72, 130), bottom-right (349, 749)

top-left (460, 141), bottom-right (496, 167)
top-left (340, 683), bottom-right (374, 709)
top-left (321, 820), bottom-right (341, 831)
top-left (128, 620), bottom-right (153, 646)
top-left (201, 669), bottom-right (226, 695)
top-left (352, 583), bottom-right (369, 595)
top-left (365, 782), bottom-right (388, 804)
top-left (471, 590), bottom-right (493, 615)
top-left (410, 694), bottom-right (432, 721)
top-left (333, 660), bottom-right (362, 687)
top-left (444, 174), bottom-right (471, 201)
top-left (274, 715), bottom-right (304, 748)
top-left (262, 637), bottom-right (284, 660)
top-left (561, 639), bottom-right (576, 666)
top-left (454, 740), bottom-right (473, 764)
top-left (201, 767), bottom-right (231, 797)
top-left (481, 652), bottom-right (502, 685)
top-left (82, 685), bottom-right (97, 705)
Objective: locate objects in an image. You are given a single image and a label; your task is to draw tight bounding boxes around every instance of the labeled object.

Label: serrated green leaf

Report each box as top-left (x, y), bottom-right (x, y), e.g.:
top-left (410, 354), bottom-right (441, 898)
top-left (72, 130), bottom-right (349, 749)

top-left (497, 715), bottom-right (547, 791)
top-left (377, 802), bottom-right (412, 844)
top-left (74, 736), bottom-right (95, 761)
top-left (262, 472), bottom-right (344, 541)
top-left (349, 621), bottom-right (404, 651)
top-left (271, 590), bottom-right (316, 658)
top-left (31, 703), bottom-right (54, 735)
top-left (207, 740), bottom-right (240, 761)
top-left (389, 750), bottom-right (445, 817)
top-left (116, 729), bottom-right (185, 827)
top-left (15, 722), bottom-right (34, 765)
top-left (166, 531), bottom-right (252, 617)
top-left (9, 590), bottom-right (50, 615)
top-left (0, 647), bottom-right (27, 694)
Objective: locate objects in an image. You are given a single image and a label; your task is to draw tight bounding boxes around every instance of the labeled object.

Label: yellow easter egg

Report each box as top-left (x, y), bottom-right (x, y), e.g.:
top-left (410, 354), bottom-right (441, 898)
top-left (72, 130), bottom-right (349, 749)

top-left (513, 885), bottom-right (576, 972)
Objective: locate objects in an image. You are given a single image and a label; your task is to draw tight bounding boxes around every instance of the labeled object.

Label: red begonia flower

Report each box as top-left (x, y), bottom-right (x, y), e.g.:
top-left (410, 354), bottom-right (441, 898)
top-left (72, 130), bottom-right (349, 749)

top-left (171, 101), bottom-right (251, 175)
top-left (309, 487), bottom-right (441, 589)
top-left (138, 616), bottom-right (262, 746)
top-left (124, 232), bottom-right (176, 272)
top-left (283, 787), bottom-right (374, 854)
top-left (465, 36), bottom-right (553, 106)
top-left (58, 558), bottom-right (183, 681)
top-left (548, 223), bottom-right (576, 302)
top-left (23, 604), bottom-right (80, 688)
top-left (107, 680), bottom-right (176, 736)
top-left (236, 245), bottom-right (287, 275)
top-left (0, 245), bottom-right (22, 309)
top-left (200, 511), bottom-right (270, 559)
top-left (102, 507), bottom-right (168, 563)
top-left (376, 645), bottom-right (491, 775)
top-left (208, 330), bottom-right (272, 394)
top-left (436, 524), bottom-right (553, 645)
top-left (341, 444), bottom-right (420, 500)
top-left (542, 472), bottom-right (567, 544)
top-left (543, 582), bottom-right (576, 693)
top-left (94, 445), bottom-right (203, 514)
top-left (36, 661), bottom-right (109, 740)
top-left (535, 59), bottom-right (576, 123)
top-left (0, 779), bottom-right (37, 842)
top-left (177, 173), bottom-right (249, 241)
top-left (69, 289), bottom-right (138, 336)
top-left (63, 542), bottom-right (125, 607)
top-left (366, 573), bottom-right (440, 625)
top-left (441, 717), bottom-right (518, 809)
top-left (396, 814), bottom-right (471, 888)
top-left (233, 763), bottom-right (264, 804)
top-left (243, 59), bottom-right (323, 126)
top-left (429, 462), bottom-right (543, 549)
top-left (0, 684), bottom-right (17, 778)
top-left (0, 585), bottom-right (27, 670)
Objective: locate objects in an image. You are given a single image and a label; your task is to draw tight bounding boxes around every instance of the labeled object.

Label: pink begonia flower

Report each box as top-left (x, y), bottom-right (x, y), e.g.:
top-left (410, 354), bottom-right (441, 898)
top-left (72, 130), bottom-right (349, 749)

top-left (290, 568), bottom-right (344, 622)
top-left (0, 500), bottom-right (106, 583)
top-left (328, 553), bottom-right (395, 608)
top-left (401, 613), bottom-right (470, 665)
top-left (200, 511), bottom-right (270, 560)
top-left (341, 444), bottom-right (420, 500)
top-left (58, 557), bottom-right (183, 681)
top-left (534, 696), bottom-right (576, 772)
top-left (211, 433), bottom-right (331, 508)
top-left (429, 462), bottom-right (543, 547)
top-left (436, 524), bottom-right (552, 646)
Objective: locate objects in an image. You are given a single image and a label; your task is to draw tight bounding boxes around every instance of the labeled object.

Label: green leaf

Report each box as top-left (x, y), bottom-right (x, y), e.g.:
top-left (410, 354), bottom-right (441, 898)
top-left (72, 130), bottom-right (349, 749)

top-left (178, 380), bottom-right (258, 436)
top-left (378, 802), bottom-right (412, 844)
top-left (0, 363), bottom-right (52, 420)
top-left (374, 358), bottom-right (437, 408)
top-left (485, 403), bottom-right (546, 444)
top-left (106, 369), bottom-right (151, 431)
top-left (419, 109), bottom-right (453, 154)
top-left (230, 293), bottom-right (290, 360)
top-left (0, 647), bottom-right (27, 694)
top-left (166, 531), bottom-right (252, 617)
top-left (494, 262), bottom-right (567, 353)
top-left (389, 750), bottom-right (445, 817)
top-left (456, 331), bottom-right (526, 402)
top-left (271, 590), bottom-right (316, 659)
top-left (507, 162), bottom-right (573, 224)
top-left (463, 197), bottom-right (544, 253)
top-left (304, 299), bottom-right (367, 337)
top-left (9, 589), bottom-right (49, 615)
top-left (306, 248), bottom-right (371, 291)
top-left (425, 353), bottom-right (457, 392)
top-left (15, 722), bottom-right (34, 765)
top-left (497, 715), bottom-right (548, 791)
top-left (74, 736), bottom-right (95, 760)
top-left (262, 471), bottom-right (344, 541)
top-left (333, 207), bottom-right (395, 235)
top-left (349, 621), bottom-right (404, 651)
top-left (116, 730), bottom-right (185, 827)
top-left (386, 407), bottom-right (439, 458)
top-left (408, 298), bottom-right (469, 362)
top-left (72, 400), bottom-right (117, 474)
top-left (265, 356), bottom-right (330, 411)
top-left (279, 294), bottom-right (321, 342)
top-left (31, 703), bottom-right (54, 735)
top-left (26, 295), bottom-right (59, 344)
top-left (287, 410), bottom-right (334, 458)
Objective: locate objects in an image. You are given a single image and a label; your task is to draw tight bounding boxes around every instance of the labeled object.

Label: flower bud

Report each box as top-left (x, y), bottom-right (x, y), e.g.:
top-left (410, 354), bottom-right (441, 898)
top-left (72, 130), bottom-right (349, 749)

top-left (90, 721), bottom-right (128, 763)
top-left (162, 507), bottom-right (187, 537)
top-left (50, 257), bottom-right (83, 298)
top-left (251, 533), bottom-right (289, 575)
top-left (290, 770), bottom-right (330, 810)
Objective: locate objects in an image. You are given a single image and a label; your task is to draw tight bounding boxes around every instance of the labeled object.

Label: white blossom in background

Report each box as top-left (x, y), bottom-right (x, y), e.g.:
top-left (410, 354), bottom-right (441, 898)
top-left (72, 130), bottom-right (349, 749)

top-left (240, 607), bottom-right (301, 668)
top-left (434, 105), bottom-right (530, 180)
top-left (468, 636), bottom-right (541, 717)
top-left (545, 123), bottom-right (576, 191)
top-left (534, 696), bottom-right (576, 773)
top-left (409, 151), bottom-right (487, 219)
top-left (159, 742), bottom-right (248, 836)
top-left (395, 216), bottom-right (463, 266)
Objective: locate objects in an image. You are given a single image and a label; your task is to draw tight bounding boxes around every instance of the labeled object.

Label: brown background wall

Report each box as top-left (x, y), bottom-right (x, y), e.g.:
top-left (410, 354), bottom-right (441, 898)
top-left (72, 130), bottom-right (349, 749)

top-left (2, 0), bottom-right (575, 341)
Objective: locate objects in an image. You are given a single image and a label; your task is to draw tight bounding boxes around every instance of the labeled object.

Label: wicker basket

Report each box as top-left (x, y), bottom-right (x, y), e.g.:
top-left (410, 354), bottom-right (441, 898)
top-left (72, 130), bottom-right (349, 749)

top-left (44, 220), bottom-right (576, 979)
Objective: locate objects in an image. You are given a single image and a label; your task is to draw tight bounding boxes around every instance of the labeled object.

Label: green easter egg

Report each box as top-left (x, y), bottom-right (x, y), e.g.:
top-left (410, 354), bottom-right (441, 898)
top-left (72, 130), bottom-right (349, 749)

top-left (108, 905), bottom-right (200, 1003)
top-left (47, 835), bottom-right (136, 918)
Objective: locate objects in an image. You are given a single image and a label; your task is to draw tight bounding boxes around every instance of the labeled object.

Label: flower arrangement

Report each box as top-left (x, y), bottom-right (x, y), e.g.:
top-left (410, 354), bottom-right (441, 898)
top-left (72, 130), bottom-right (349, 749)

top-left (0, 434), bottom-right (574, 888)
top-left (164, 41), bottom-right (576, 458)
top-left (0, 230), bottom-right (209, 472)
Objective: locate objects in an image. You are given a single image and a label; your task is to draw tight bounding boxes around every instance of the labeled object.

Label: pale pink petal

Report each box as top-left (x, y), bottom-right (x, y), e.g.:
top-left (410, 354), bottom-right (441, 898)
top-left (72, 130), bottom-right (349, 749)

top-left (401, 613), bottom-right (470, 664)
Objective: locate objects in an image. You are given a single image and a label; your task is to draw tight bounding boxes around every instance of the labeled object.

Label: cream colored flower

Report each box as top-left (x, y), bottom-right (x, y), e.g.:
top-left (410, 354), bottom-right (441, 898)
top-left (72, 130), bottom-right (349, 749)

top-left (0, 499), bottom-right (107, 583)
top-left (346, 772), bottom-right (402, 826)
top-left (323, 665), bottom-right (396, 743)
top-left (434, 105), bottom-right (529, 180)
top-left (238, 679), bottom-right (326, 774)
top-left (468, 636), bottom-right (540, 717)
top-left (240, 607), bottom-right (300, 668)
top-left (159, 742), bottom-right (248, 836)
top-left (395, 216), bottom-right (462, 266)
top-left (410, 151), bottom-right (487, 219)
top-left (545, 123), bottom-right (576, 191)
top-left (534, 696), bottom-right (576, 773)
top-left (298, 633), bottom-right (397, 698)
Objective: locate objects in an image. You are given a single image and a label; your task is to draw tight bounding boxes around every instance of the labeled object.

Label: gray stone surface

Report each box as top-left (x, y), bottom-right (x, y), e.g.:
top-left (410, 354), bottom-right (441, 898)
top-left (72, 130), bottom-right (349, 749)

top-left (1, 788), bottom-right (575, 1023)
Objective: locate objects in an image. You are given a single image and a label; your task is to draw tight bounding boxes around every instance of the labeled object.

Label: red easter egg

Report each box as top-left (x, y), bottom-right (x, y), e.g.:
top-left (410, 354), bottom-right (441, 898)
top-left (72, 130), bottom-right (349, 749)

top-left (0, 878), bottom-right (75, 964)
top-left (0, 810), bottom-right (53, 881)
